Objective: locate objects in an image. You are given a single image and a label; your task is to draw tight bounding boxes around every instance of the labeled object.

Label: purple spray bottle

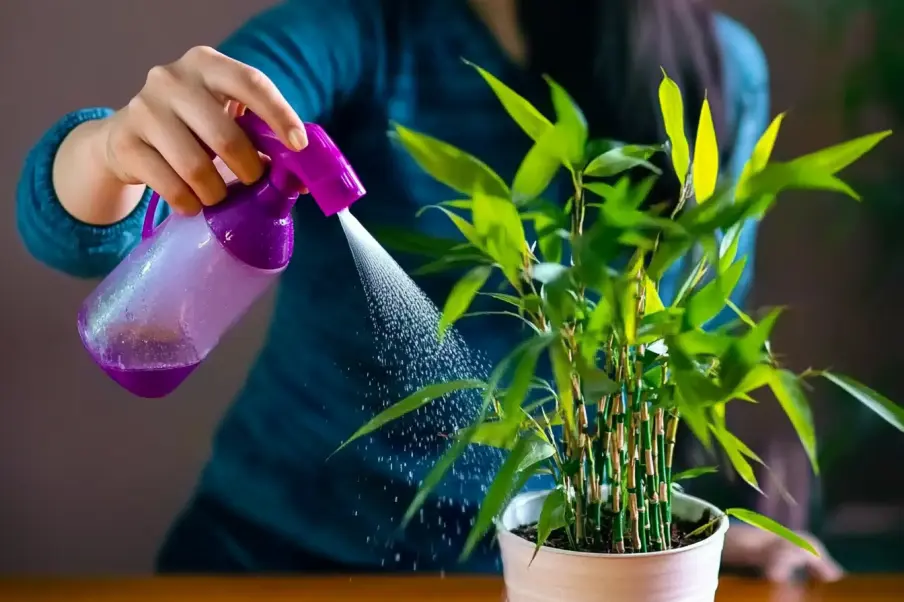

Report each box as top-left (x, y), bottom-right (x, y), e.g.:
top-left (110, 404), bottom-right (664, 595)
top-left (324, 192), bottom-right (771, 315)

top-left (77, 111), bottom-right (365, 398)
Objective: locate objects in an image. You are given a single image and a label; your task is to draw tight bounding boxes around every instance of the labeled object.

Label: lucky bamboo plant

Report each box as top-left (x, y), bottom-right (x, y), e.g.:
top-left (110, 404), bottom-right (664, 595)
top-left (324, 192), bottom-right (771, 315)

top-left (336, 62), bottom-right (903, 559)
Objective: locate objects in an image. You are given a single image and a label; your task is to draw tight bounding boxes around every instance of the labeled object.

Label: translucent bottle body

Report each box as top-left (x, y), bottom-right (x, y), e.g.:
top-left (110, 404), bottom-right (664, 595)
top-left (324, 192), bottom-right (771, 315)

top-left (77, 212), bottom-right (282, 397)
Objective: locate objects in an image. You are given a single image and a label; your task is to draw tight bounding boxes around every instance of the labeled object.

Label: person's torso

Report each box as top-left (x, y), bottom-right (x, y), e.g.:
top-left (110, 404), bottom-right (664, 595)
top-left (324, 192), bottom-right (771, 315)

top-left (198, 0), bottom-right (747, 572)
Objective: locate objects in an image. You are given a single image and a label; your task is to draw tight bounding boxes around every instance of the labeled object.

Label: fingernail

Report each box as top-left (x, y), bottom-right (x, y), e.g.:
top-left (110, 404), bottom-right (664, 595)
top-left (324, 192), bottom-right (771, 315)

top-left (288, 127), bottom-right (307, 151)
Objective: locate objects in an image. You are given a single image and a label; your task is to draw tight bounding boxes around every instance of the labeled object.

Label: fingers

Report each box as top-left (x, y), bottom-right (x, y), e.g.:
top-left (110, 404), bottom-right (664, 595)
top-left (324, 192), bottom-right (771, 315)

top-left (134, 95), bottom-right (227, 207)
top-left (762, 544), bottom-right (844, 584)
top-left (183, 46), bottom-right (307, 151)
top-left (169, 87), bottom-right (264, 185)
top-left (127, 141), bottom-right (203, 216)
top-left (806, 553), bottom-right (844, 583)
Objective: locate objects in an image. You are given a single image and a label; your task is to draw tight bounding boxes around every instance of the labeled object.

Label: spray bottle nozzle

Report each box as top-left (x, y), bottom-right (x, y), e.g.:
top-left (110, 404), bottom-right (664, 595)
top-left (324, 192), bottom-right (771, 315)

top-left (236, 111), bottom-right (366, 217)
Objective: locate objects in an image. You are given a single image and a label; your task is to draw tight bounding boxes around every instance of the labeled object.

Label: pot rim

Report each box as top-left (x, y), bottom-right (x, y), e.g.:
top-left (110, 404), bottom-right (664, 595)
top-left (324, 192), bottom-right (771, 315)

top-left (496, 489), bottom-right (729, 560)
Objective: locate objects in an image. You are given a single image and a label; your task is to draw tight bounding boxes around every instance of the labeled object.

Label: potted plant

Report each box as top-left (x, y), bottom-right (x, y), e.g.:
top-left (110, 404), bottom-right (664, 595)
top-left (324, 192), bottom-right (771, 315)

top-left (335, 63), bottom-right (901, 602)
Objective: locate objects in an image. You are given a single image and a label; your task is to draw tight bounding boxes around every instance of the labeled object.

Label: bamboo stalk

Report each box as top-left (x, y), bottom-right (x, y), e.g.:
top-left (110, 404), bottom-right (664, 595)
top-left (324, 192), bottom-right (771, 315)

top-left (641, 400), bottom-right (662, 550)
top-left (665, 407), bottom-right (680, 510)
top-left (595, 394), bottom-right (612, 542)
top-left (655, 408), bottom-right (670, 548)
top-left (636, 456), bottom-right (649, 552)
top-left (627, 407), bottom-right (641, 551)
top-left (611, 384), bottom-right (628, 552)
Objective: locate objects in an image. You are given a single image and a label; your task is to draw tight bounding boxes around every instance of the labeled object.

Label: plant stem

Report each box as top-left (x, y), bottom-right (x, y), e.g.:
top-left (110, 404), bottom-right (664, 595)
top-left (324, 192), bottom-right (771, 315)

top-left (655, 408), bottom-right (670, 548)
top-left (641, 401), bottom-right (663, 550)
top-left (611, 384), bottom-right (627, 552)
top-left (627, 406), bottom-right (641, 551)
top-left (665, 407), bottom-right (680, 505)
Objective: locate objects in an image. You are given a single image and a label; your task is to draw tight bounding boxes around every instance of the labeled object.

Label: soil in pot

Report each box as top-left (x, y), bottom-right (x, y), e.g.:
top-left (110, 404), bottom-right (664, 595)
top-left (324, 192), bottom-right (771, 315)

top-left (511, 508), bottom-right (718, 554)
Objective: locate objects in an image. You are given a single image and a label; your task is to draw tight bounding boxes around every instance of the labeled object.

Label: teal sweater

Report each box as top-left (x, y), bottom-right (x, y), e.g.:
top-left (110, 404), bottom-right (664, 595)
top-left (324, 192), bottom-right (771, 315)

top-left (16, 0), bottom-right (769, 573)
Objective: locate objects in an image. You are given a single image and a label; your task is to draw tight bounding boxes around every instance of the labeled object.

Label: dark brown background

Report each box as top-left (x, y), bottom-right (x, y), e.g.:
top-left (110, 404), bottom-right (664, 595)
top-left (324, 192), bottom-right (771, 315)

top-left (0, 0), bottom-right (897, 574)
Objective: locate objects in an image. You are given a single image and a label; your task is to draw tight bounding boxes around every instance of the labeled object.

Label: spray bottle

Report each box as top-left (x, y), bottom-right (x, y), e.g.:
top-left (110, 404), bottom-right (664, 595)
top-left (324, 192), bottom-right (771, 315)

top-left (77, 111), bottom-right (365, 398)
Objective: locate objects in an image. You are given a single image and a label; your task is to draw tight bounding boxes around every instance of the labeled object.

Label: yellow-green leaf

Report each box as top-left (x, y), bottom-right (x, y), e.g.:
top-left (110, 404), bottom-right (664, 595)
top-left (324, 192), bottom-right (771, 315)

top-left (439, 265), bottom-right (493, 338)
top-left (658, 69), bottom-right (690, 185)
top-left (334, 380), bottom-right (486, 455)
top-left (822, 372), bottom-right (904, 432)
top-left (544, 75), bottom-right (588, 167)
top-left (584, 145), bottom-right (662, 178)
top-left (693, 96), bottom-right (719, 203)
top-left (737, 112), bottom-right (786, 198)
top-left (467, 420), bottom-right (521, 450)
top-left (513, 131), bottom-right (562, 203)
top-left (726, 508), bottom-right (819, 556)
top-left (789, 130), bottom-right (891, 175)
top-left (768, 369), bottom-right (818, 474)
top-left (643, 275), bottom-right (665, 315)
top-left (684, 257), bottom-right (747, 328)
top-left (465, 60), bottom-right (552, 142)
top-left (550, 340), bottom-right (576, 437)
top-left (742, 161), bottom-right (861, 202)
top-left (418, 206), bottom-right (483, 250)
top-left (712, 425), bottom-right (761, 492)
top-left (672, 466), bottom-right (719, 481)
top-left (393, 124), bottom-right (509, 197)
top-left (472, 190), bottom-right (527, 284)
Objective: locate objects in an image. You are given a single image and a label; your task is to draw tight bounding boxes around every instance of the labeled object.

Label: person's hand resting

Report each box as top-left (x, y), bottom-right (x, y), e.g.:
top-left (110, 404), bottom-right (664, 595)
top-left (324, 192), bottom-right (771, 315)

top-left (722, 524), bottom-right (844, 583)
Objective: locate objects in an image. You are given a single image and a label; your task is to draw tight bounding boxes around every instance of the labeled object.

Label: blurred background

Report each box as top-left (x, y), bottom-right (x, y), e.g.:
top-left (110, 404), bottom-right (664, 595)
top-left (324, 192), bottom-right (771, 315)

top-left (0, 0), bottom-right (902, 574)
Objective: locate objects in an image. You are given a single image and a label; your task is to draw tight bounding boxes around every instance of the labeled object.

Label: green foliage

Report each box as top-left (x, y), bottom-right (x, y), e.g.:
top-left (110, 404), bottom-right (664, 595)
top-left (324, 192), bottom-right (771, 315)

top-left (338, 63), bottom-right (899, 559)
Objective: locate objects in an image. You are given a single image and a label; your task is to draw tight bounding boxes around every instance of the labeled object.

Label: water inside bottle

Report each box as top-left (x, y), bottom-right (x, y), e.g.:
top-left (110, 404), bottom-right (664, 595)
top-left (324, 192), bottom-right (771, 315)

top-left (85, 323), bottom-right (203, 398)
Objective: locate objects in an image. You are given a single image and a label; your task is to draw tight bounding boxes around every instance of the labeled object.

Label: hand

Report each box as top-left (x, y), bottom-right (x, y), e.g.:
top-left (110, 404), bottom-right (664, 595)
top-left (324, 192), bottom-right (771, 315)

top-left (722, 525), bottom-right (844, 583)
top-left (99, 46), bottom-right (307, 216)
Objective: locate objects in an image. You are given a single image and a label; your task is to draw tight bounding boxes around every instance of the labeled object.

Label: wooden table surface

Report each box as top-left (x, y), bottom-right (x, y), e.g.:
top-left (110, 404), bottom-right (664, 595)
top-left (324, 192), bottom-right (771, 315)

top-left (0, 575), bottom-right (900, 601)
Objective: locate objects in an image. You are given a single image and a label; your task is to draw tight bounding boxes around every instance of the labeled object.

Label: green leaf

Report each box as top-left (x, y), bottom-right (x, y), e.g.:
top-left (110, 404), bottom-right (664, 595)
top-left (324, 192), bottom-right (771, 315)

top-left (768, 369), bottom-right (818, 475)
top-left (461, 436), bottom-right (542, 559)
top-left (532, 488), bottom-right (567, 562)
top-left (513, 135), bottom-right (561, 204)
top-left (467, 420), bottom-right (521, 450)
top-left (726, 508), bottom-right (819, 556)
top-left (550, 340), bottom-right (576, 437)
top-left (718, 223), bottom-right (743, 274)
top-left (737, 112), bottom-right (785, 198)
top-left (439, 265), bottom-right (493, 338)
top-left (693, 96), bottom-right (719, 203)
top-left (417, 205), bottom-right (484, 250)
top-left (584, 145), bottom-right (662, 178)
top-left (502, 334), bottom-right (554, 417)
top-left (742, 161), bottom-right (860, 202)
top-left (712, 424), bottom-right (761, 492)
top-left (659, 69), bottom-right (690, 185)
top-left (465, 59), bottom-right (552, 142)
top-left (516, 436), bottom-right (556, 472)
top-left (684, 257), bottom-right (747, 328)
top-left (643, 275), bottom-right (665, 315)
top-left (672, 466), bottom-right (719, 481)
top-left (531, 209), bottom-right (565, 264)
top-left (544, 75), bottom-right (588, 166)
top-left (582, 181), bottom-right (618, 200)
top-left (392, 124), bottom-right (509, 197)
top-left (822, 372), bottom-right (904, 432)
top-left (472, 190), bottom-right (528, 281)
top-left (334, 379), bottom-right (486, 455)
top-left (789, 130), bottom-right (891, 175)
top-left (531, 262), bottom-right (569, 284)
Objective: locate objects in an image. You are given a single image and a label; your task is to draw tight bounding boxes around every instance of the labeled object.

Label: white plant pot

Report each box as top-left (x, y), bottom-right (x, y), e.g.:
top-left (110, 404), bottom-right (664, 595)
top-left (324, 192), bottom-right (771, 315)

top-left (497, 489), bottom-right (729, 602)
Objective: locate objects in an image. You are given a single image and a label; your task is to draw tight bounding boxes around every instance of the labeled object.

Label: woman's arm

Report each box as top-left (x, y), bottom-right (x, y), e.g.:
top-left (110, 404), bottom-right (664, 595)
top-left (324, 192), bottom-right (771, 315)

top-left (16, 0), bottom-right (378, 279)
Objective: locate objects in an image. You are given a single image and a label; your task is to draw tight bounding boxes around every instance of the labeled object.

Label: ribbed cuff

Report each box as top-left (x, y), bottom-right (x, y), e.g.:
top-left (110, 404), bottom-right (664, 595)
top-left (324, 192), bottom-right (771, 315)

top-left (16, 107), bottom-right (153, 278)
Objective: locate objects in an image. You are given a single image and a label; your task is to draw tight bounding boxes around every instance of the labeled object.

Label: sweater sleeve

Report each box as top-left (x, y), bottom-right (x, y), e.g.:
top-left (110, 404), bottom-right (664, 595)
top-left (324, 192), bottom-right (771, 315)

top-left (710, 15), bottom-right (770, 327)
top-left (16, 0), bottom-right (376, 279)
